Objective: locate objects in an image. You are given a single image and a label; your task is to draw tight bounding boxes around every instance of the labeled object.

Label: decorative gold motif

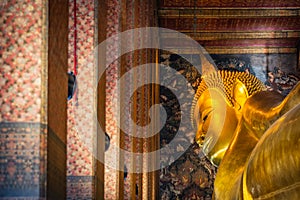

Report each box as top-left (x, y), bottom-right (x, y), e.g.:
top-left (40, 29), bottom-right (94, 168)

top-left (192, 70), bottom-right (300, 199)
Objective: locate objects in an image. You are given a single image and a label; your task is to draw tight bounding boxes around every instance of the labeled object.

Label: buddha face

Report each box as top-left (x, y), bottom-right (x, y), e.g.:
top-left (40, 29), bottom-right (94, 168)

top-left (192, 71), bottom-right (265, 166)
top-left (193, 88), bottom-right (240, 166)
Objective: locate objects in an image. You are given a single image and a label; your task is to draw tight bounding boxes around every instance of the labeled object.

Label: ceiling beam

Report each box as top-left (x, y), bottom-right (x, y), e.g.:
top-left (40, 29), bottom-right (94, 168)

top-left (161, 47), bottom-right (297, 54)
top-left (158, 8), bottom-right (300, 18)
top-left (160, 31), bottom-right (300, 40)
top-left (159, 17), bottom-right (300, 32)
top-left (159, 0), bottom-right (300, 9)
top-left (207, 47), bottom-right (298, 54)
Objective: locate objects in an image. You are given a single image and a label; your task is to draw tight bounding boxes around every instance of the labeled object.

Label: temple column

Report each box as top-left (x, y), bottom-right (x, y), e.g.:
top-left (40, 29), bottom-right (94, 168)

top-left (0, 0), bottom-right (68, 199)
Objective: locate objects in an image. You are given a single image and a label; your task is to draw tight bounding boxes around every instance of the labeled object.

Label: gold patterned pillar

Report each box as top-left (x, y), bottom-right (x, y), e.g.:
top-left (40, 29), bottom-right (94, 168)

top-left (66, 0), bottom-right (97, 199)
top-left (0, 0), bottom-right (68, 199)
top-left (96, 0), bottom-right (159, 199)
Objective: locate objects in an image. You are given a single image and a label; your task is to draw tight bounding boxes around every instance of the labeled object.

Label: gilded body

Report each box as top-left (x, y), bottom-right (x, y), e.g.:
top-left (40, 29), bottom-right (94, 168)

top-left (192, 70), bottom-right (300, 199)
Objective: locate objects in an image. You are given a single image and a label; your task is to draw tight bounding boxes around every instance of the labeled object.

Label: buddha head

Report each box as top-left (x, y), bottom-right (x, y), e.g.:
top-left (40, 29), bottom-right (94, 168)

top-left (191, 70), bottom-right (265, 166)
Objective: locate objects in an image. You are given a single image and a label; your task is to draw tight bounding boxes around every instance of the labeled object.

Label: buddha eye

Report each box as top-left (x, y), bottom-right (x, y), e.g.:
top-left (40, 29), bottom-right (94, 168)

top-left (202, 110), bottom-right (212, 122)
top-left (203, 114), bottom-right (208, 122)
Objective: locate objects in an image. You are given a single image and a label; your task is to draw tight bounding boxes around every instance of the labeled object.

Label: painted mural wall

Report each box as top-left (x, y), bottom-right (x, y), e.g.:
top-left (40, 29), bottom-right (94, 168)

top-left (159, 53), bottom-right (216, 200)
top-left (211, 54), bottom-right (299, 96)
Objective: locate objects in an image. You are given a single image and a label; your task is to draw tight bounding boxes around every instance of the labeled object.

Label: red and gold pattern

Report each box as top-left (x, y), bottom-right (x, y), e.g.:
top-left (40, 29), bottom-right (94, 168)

top-left (67, 0), bottom-right (96, 199)
top-left (0, 0), bottom-right (43, 122)
top-left (105, 0), bottom-right (121, 198)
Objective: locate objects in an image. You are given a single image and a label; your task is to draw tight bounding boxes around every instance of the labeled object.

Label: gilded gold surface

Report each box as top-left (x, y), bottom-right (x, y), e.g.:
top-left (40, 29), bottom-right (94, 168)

top-left (193, 70), bottom-right (300, 199)
top-left (192, 70), bottom-right (265, 166)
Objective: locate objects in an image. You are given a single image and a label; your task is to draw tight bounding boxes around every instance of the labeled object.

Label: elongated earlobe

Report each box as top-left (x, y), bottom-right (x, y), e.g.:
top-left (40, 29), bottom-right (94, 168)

top-left (232, 79), bottom-right (249, 111)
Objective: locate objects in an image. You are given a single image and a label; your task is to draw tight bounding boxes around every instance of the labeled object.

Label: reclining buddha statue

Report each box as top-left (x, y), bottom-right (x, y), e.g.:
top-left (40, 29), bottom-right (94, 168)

top-left (191, 69), bottom-right (300, 199)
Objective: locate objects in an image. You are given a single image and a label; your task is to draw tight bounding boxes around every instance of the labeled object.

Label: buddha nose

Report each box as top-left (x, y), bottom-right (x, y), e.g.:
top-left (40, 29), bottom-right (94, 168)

top-left (195, 124), bottom-right (205, 147)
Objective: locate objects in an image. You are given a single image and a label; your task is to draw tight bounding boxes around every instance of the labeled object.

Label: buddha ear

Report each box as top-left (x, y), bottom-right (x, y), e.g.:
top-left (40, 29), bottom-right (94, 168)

top-left (232, 79), bottom-right (249, 111)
